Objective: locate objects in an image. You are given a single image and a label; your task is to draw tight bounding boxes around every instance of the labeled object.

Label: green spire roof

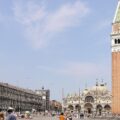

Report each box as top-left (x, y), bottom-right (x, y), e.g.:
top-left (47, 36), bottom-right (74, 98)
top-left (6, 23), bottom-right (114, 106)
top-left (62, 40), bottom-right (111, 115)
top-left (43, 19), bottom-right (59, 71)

top-left (115, 5), bottom-right (120, 22)
top-left (113, 1), bottom-right (120, 23)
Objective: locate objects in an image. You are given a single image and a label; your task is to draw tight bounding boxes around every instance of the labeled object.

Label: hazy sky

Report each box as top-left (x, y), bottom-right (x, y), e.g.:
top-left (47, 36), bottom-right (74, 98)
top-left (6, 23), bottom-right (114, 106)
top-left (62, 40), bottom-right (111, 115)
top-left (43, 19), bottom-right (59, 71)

top-left (0, 0), bottom-right (118, 101)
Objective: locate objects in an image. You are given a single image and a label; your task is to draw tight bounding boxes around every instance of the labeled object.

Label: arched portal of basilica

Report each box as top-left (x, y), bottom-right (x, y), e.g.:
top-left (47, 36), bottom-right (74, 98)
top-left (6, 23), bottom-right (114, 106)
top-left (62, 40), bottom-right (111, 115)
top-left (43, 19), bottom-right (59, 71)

top-left (75, 104), bottom-right (81, 111)
top-left (68, 105), bottom-right (74, 111)
top-left (96, 104), bottom-right (102, 115)
top-left (84, 103), bottom-right (93, 114)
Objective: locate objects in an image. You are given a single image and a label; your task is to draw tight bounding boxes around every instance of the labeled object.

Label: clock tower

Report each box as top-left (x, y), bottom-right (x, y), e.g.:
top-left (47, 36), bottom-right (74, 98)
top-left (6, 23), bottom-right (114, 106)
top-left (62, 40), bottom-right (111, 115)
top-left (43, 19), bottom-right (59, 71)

top-left (111, 0), bottom-right (120, 114)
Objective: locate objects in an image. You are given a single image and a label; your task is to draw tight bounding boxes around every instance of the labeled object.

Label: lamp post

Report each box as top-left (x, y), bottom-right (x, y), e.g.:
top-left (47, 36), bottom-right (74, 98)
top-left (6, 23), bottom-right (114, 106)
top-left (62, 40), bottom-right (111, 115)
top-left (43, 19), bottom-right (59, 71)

top-left (19, 94), bottom-right (21, 113)
top-left (78, 88), bottom-right (80, 118)
top-left (95, 80), bottom-right (98, 117)
top-left (62, 88), bottom-right (64, 112)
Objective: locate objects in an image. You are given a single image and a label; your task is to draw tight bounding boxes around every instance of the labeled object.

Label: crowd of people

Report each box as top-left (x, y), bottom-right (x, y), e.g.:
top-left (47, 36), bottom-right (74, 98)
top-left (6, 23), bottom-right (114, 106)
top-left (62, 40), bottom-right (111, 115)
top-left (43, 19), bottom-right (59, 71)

top-left (0, 107), bottom-right (111, 120)
top-left (0, 107), bottom-right (17, 120)
top-left (59, 112), bottom-right (72, 120)
top-left (0, 108), bottom-right (118, 120)
top-left (0, 107), bottom-right (34, 120)
top-left (59, 110), bottom-right (84, 120)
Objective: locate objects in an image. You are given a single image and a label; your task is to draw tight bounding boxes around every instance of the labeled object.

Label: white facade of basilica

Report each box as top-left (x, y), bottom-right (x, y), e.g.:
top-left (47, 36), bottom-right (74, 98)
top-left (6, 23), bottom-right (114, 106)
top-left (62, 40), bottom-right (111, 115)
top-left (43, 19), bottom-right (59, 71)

top-left (63, 82), bottom-right (111, 115)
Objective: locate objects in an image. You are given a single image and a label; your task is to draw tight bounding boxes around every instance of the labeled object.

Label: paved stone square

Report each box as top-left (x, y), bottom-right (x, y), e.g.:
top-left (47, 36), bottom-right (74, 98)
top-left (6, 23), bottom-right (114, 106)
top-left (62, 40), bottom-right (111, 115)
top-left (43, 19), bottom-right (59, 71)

top-left (18, 115), bottom-right (120, 120)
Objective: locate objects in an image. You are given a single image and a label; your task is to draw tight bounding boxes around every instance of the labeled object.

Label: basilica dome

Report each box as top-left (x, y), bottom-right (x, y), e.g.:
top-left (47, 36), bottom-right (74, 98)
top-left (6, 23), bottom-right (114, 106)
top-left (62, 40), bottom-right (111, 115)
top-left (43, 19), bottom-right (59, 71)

top-left (91, 83), bottom-right (108, 95)
top-left (83, 88), bottom-right (89, 95)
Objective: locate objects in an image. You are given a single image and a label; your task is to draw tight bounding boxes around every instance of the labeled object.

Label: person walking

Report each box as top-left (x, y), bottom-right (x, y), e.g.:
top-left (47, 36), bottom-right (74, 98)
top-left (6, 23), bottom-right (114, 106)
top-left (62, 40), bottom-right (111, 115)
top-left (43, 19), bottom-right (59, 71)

top-left (59, 112), bottom-right (65, 120)
top-left (0, 109), bottom-right (4, 120)
top-left (6, 107), bottom-right (16, 120)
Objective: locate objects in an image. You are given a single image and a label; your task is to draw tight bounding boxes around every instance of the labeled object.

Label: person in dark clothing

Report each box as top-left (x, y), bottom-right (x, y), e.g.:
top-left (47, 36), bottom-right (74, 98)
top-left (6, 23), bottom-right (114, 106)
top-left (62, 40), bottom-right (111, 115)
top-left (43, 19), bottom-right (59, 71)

top-left (6, 107), bottom-right (16, 120)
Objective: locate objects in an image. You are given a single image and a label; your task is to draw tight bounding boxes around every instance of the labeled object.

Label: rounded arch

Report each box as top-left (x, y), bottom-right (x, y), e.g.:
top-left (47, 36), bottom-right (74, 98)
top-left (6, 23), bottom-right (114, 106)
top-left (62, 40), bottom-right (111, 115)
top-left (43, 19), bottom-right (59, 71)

top-left (84, 103), bottom-right (93, 109)
top-left (104, 104), bottom-right (111, 111)
top-left (85, 96), bottom-right (94, 103)
top-left (75, 104), bottom-right (81, 111)
top-left (68, 105), bottom-right (74, 110)
top-left (96, 104), bottom-right (102, 110)
top-left (84, 103), bottom-right (93, 114)
top-left (96, 104), bottom-right (102, 115)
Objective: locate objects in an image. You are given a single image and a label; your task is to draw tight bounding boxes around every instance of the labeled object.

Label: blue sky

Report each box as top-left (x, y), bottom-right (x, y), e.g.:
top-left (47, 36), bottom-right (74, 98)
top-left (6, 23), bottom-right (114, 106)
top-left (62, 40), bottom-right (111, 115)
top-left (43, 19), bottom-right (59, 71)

top-left (0, 0), bottom-right (118, 101)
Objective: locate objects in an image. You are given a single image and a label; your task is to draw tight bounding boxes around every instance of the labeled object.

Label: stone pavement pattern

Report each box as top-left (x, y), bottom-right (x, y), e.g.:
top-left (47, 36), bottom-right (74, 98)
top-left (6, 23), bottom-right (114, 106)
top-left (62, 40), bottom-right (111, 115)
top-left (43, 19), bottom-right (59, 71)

top-left (18, 116), bottom-right (120, 120)
top-left (18, 116), bottom-right (79, 120)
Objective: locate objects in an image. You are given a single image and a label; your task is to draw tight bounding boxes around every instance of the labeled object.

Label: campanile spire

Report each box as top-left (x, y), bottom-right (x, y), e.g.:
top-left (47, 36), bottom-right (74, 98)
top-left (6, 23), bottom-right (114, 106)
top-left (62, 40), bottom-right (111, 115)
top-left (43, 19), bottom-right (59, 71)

top-left (113, 0), bottom-right (120, 23)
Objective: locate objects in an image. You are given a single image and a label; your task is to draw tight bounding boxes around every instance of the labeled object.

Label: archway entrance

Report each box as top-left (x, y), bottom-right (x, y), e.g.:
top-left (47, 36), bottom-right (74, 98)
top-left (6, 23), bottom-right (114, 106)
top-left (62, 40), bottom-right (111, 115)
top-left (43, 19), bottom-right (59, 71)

top-left (87, 108), bottom-right (92, 114)
top-left (104, 104), bottom-right (111, 113)
top-left (96, 104), bottom-right (102, 116)
top-left (75, 104), bottom-right (81, 112)
top-left (84, 103), bottom-right (93, 114)
top-left (68, 105), bottom-right (74, 111)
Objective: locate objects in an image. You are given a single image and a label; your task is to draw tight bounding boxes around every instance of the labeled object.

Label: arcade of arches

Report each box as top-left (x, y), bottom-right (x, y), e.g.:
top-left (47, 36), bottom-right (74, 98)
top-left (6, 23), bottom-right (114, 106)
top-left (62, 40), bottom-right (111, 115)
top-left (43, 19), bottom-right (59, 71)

top-left (63, 82), bottom-right (112, 115)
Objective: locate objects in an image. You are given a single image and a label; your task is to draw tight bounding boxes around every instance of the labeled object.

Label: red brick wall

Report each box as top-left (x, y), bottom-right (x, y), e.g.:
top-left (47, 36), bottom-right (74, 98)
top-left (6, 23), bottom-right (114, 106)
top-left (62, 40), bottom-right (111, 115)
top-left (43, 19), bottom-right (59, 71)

top-left (112, 23), bottom-right (120, 33)
top-left (112, 52), bottom-right (120, 114)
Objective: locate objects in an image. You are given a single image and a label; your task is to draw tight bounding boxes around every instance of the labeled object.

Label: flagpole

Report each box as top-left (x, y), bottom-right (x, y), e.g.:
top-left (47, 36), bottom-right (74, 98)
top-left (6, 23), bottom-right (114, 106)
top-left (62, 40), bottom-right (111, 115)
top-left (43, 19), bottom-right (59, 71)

top-left (79, 88), bottom-right (80, 118)
top-left (62, 88), bottom-right (64, 112)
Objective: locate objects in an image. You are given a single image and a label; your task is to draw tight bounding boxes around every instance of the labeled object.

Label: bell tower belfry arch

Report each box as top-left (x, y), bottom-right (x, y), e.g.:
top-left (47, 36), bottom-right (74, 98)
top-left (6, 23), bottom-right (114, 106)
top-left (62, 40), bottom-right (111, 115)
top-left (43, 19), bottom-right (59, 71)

top-left (111, 0), bottom-right (120, 114)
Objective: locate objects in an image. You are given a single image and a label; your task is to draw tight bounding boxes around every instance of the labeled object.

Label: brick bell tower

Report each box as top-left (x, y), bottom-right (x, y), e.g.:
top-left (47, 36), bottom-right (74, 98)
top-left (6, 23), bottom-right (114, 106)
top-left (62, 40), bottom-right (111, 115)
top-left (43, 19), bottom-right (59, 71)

top-left (111, 0), bottom-right (120, 114)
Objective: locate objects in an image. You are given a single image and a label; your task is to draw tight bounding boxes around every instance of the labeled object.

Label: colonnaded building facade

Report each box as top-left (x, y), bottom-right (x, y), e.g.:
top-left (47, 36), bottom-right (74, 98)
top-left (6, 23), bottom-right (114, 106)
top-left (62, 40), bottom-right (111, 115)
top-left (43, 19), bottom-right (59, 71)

top-left (0, 82), bottom-right (50, 111)
top-left (63, 82), bottom-right (112, 115)
top-left (111, 0), bottom-right (120, 114)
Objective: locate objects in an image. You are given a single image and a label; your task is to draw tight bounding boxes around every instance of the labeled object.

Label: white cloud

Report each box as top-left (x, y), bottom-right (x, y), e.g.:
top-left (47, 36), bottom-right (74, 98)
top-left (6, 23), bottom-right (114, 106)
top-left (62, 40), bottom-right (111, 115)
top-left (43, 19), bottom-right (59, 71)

top-left (13, 1), bottom-right (46, 25)
top-left (45, 1), bottom-right (89, 33)
top-left (13, 0), bottom-right (89, 49)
